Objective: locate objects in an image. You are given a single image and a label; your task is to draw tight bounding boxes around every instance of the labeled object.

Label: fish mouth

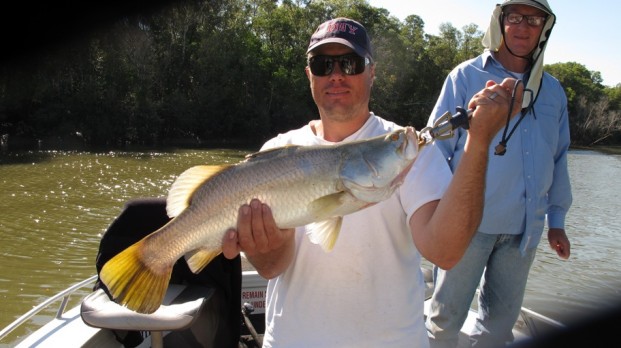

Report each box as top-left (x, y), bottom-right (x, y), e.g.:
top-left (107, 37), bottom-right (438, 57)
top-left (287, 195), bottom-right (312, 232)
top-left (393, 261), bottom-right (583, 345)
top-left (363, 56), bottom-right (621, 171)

top-left (389, 127), bottom-right (417, 187)
top-left (400, 127), bottom-right (418, 161)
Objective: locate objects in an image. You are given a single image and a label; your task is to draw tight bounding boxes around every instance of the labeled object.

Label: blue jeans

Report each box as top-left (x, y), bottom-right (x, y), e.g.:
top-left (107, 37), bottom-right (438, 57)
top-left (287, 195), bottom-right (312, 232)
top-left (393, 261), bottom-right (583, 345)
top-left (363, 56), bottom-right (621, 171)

top-left (426, 232), bottom-right (537, 348)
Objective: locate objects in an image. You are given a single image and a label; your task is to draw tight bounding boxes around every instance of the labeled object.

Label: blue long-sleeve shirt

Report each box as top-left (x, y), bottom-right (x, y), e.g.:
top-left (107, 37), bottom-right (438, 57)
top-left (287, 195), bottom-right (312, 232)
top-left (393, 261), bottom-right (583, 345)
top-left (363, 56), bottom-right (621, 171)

top-left (427, 50), bottom-right (572, 254)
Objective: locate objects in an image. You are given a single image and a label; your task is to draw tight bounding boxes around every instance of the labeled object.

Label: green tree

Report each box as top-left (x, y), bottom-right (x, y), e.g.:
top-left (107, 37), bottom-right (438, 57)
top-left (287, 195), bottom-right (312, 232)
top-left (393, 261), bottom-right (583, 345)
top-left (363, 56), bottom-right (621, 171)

top-left (546, 62), bottom-right (604, 107)
top-left (1, 0), bottom-right (618, 150)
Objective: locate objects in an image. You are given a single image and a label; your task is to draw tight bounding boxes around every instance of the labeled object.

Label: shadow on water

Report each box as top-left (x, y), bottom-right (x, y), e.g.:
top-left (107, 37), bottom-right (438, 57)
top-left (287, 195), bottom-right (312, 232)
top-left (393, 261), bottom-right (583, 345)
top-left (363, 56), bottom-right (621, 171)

top-left (0, 151), bottom-right (55, 165)
top-left (0, 144), bottom-right (255, 166)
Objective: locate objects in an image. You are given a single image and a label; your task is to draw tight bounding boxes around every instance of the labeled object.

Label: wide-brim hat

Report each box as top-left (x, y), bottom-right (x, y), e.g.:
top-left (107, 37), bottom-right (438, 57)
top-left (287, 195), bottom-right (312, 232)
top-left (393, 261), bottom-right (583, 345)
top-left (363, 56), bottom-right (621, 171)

top-left (482, 0), bottom-right (556, 109)
top-left (499, 0), bottom-right (553, 15)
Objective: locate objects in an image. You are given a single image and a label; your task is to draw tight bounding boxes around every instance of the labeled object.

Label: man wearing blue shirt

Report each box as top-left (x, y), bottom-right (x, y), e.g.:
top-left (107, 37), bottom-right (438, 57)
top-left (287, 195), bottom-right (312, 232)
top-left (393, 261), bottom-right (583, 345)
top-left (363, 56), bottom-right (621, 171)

top-left (425, 1), bottom-right (572, 347)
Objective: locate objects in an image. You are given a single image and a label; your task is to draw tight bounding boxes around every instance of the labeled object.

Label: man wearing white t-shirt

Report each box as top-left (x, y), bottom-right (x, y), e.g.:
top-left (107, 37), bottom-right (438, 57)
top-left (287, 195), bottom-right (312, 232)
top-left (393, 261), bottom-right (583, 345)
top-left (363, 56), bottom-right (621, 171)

top-left (222, 17), bottom-right (523, 347)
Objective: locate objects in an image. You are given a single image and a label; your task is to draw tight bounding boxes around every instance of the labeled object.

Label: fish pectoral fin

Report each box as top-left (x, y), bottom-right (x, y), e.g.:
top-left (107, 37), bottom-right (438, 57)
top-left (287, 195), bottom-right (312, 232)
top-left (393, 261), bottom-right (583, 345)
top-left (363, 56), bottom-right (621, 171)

top-left (99, 240), bottom-right (172, 314)
top-left (309, 192), bottom-right (350, 219)
top-left (185, 248), bottom-right (222, 273)
top-left (309, 191), bottom-right (369, 218)
top-left (167, 165), bottom-right (232, 217)
top-left (306, 217), bottom-right (342, 252)
top-left (306, 192), bottom-right (371, 252)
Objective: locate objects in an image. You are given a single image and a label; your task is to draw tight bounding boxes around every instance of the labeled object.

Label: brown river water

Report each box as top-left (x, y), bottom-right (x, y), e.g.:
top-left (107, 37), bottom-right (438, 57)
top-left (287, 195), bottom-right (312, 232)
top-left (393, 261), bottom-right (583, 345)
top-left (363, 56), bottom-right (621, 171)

top-left (1, 148), bottom-right (620, 346)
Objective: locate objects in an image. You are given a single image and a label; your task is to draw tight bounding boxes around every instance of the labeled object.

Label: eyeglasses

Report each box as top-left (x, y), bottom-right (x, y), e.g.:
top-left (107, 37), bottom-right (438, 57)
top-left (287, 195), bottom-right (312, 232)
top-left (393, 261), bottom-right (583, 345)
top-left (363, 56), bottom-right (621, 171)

top-left (308, 54), bottom-right (370, 76)
top-left (504, 12), bottom-right (547, 27)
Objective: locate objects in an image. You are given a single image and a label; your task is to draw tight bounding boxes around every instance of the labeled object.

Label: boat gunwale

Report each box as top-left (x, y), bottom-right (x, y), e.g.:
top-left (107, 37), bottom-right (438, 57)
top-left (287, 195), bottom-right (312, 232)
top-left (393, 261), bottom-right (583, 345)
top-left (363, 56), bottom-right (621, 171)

top-left (0, 274), bottom-right (98, 341)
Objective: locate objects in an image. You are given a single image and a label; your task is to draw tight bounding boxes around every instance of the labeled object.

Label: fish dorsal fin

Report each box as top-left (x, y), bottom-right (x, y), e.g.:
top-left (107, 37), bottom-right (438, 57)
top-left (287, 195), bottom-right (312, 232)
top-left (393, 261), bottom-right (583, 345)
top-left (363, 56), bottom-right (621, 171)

top-left (244, 144), bottom-right (302, 161)
top-left (185, 247), bottom-right (222, 273)
top-left (306, 218), bottom-right (343, 252)
top-left (167, 165), bottom-right (231, 218)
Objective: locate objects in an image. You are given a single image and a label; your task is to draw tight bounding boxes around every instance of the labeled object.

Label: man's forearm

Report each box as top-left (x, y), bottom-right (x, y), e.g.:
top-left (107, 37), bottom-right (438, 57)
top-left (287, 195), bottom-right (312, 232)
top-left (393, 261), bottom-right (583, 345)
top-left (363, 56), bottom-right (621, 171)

top-left (432, 139), bottom-right (488, 268)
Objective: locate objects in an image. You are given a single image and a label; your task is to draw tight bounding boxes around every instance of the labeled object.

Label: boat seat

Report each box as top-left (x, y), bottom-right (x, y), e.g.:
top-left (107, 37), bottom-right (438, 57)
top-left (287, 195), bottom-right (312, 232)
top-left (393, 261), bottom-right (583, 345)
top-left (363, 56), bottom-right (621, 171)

top-left (81, 283), bottom-right (214, 348)
top-left (88, 198), bottom-right (242, 348)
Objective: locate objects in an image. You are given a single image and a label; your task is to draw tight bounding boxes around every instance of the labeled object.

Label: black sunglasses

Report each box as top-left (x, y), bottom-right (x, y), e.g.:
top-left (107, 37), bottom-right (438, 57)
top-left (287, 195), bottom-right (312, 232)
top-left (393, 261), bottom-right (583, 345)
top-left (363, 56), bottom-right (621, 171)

top-left (308, 54), bottom-right (370, 76)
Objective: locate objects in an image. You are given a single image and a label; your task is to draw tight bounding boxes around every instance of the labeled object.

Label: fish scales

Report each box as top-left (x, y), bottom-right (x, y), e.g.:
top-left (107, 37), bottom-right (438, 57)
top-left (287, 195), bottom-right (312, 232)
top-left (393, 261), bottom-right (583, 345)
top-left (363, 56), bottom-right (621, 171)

top-left (159, 147), bottom-right (343, 255)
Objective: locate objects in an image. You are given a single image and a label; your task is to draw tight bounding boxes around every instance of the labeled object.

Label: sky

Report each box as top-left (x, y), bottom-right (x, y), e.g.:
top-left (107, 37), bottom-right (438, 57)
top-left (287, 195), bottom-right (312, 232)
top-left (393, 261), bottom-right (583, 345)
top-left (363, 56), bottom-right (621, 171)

top-left (368, 0), bottom-right (620, 87)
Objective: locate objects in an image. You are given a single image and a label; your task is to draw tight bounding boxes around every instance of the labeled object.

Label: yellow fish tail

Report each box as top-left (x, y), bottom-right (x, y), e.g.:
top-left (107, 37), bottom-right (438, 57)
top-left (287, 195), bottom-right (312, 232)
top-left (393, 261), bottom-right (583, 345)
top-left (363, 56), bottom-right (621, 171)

top-left (99, 241), bottom-right (172, 314)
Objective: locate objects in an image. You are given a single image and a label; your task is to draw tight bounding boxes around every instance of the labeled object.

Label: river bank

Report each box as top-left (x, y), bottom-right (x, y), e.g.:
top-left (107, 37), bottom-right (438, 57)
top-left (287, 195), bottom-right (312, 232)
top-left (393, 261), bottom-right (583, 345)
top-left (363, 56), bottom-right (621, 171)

top-left (574, 145), bottom-right (621, 155)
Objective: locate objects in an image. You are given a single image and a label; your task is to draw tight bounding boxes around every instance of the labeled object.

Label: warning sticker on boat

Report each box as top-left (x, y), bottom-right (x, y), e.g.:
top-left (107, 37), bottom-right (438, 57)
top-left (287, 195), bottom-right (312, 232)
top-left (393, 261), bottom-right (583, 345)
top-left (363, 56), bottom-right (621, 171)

top-left (241, 287), bottom-right (266, 314)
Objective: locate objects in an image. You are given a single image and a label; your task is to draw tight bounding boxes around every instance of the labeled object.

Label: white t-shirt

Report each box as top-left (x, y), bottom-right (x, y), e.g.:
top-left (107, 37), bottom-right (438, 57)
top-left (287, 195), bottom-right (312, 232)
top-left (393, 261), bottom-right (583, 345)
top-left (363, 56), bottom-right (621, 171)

top-left (261, 114), bottom-right (451, 348)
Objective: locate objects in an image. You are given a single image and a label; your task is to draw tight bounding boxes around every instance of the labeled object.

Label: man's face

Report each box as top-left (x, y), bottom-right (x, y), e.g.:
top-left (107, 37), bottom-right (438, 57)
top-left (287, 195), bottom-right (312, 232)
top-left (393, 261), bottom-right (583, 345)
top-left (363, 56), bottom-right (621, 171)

top-left (502, 4), bottom-right (548, 57)
top-left (305, 43), bottom-right (375, 122)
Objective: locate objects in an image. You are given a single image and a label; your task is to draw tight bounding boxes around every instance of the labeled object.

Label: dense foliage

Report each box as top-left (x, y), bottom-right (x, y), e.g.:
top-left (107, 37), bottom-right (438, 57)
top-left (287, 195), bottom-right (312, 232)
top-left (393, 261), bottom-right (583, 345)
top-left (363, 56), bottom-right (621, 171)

top-left (1, 0), bottom-right (619, 150)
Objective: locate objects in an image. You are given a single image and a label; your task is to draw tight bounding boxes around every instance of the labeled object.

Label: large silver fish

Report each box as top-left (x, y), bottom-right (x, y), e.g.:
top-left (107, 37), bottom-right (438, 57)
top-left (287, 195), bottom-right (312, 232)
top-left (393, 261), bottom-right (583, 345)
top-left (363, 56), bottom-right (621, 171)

top-left (100, 126), bottom-right (421, 313)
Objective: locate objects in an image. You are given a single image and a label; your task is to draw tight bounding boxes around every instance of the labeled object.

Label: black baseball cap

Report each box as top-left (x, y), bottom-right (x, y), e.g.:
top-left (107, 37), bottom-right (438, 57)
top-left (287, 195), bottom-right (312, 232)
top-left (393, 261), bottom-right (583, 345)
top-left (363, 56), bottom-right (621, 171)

top-left (306, 17), bottom-right (373, 59)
